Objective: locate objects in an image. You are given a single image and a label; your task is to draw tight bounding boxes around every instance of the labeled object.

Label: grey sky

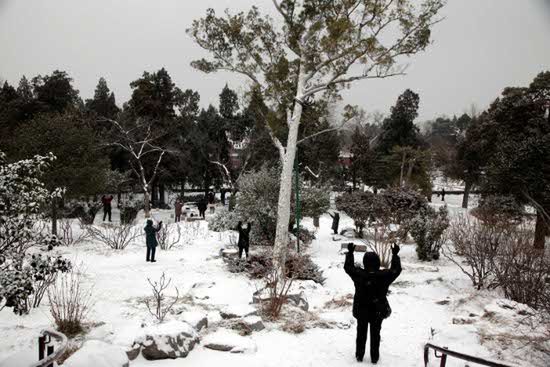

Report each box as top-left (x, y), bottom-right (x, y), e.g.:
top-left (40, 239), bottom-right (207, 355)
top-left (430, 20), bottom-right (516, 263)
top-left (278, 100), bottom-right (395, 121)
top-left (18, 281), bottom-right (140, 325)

top-left (1, 0), bottom-right (549, 121)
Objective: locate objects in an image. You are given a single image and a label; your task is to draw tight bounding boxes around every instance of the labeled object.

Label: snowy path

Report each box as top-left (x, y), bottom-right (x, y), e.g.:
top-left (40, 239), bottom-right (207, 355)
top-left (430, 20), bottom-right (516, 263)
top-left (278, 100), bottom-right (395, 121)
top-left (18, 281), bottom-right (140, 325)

top-left (0, 205), bottom-right (543, 366)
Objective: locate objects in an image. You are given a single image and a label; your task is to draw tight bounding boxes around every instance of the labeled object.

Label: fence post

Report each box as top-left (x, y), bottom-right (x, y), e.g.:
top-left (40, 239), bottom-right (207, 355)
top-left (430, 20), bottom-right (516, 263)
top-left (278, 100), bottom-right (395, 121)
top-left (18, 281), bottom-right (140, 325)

top-left (46, 345), bottom-right (54, 367)
top-left (439, 348), bottom-right (448, 367)
top-left (38, 336), bottom-right (46, 361)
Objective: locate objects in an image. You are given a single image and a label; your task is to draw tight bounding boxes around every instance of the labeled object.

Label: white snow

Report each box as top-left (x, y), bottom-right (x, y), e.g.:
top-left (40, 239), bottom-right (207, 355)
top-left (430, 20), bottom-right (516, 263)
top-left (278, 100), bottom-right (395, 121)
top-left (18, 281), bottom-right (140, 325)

top-left (0, 202), bottom-right (547, 367)
top-left (202, 330), bottom-right (258, 354)
top-left (63, 340), bottom-right (128, 367)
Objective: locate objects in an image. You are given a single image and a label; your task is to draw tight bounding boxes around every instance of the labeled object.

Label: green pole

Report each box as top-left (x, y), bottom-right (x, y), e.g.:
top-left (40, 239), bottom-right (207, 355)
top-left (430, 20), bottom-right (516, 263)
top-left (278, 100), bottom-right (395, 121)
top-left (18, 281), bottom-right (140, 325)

top-left (294, 159), bottom-right (301, 253)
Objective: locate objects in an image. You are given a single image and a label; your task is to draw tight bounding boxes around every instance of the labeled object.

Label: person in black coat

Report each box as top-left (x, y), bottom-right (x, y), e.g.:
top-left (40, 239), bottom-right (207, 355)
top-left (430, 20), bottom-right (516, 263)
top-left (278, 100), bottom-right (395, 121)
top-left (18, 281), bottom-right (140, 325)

top-left (344, 242), bottom-right (401, 364)
top-left (329, 212), bottom-right (340, 235)
top-left (144, 219), bottom-right (162, 262)
top-left (236, 221), bottom-right (252, 259)
top-left (197, 197), bottom-right (208, 219)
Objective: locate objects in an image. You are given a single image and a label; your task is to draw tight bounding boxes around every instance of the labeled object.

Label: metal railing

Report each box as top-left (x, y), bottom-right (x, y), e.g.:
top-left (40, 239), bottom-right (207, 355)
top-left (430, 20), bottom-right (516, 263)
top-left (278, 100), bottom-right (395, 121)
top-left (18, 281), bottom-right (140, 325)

top-left (424, 343), bottom-right (513, 367)
top-left (30, 329), bottom-right (68, 367)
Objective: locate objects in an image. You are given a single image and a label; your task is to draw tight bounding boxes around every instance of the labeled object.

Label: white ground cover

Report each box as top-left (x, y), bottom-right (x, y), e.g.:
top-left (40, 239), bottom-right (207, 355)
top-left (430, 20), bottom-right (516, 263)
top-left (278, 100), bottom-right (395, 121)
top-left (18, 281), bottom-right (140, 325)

top-left (0, 195), bottom-right (547, 366)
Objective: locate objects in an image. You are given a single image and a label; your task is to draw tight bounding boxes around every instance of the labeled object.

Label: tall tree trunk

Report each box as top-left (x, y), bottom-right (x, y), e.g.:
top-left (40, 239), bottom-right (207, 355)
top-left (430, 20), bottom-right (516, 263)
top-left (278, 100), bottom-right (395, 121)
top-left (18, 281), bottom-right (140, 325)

top-left (143, 191), bottom-right (151, 218)
top-left (399, 152), bottom-right (406, 187)
top-left (159, 183), bottom-right (165, 206)
top-left (272, 71), bottom-right (305, 284)
top-left (534, 210), bottom-right (547, 249)
top-left (462, 181), bottom-right (472, 209)
top-left (51, 197), bottom-right (58, 236)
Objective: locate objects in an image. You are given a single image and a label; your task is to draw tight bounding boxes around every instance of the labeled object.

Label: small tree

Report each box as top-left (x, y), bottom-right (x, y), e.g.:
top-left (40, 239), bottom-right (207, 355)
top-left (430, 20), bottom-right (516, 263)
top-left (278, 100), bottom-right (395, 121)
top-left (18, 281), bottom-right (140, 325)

top-left (301, 184), bottom-right (330, 228)
top-left (409, 206), bottom-right (449, 261)
top-left (144, 272), bottom-right (179, 323)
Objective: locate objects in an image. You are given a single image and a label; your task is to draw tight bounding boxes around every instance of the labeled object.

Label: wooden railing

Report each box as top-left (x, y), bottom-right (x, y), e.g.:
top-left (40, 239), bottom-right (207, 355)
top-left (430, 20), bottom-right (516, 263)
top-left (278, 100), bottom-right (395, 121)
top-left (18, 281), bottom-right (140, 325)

top-left (424, 343), bottom-right (514, 367)
top-left (30, 329), bottom-right (68, 367)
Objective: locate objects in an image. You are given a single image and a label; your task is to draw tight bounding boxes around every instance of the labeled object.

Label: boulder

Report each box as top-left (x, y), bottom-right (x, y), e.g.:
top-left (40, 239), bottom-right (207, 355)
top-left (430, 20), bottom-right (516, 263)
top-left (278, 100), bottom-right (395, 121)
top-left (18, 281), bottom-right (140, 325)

top-left (180, 311), bottom-right (208, 331)
top-left (332, 235), bottom-right (343, 241)
top-left (203, 330), bottom-right (257, 354)
top-left (340, 227), bottom-right (356, 238)
top-left (242, 316), bottom-right (265, 331)
top-left (252, 289), bottom-right (309, 312)
top-left (340, 243), bottom-right (367, 253)
top-left (134, 321), bottom-right (199, 360)
top-left (221, 248), bottom-right (239, 259)
top-left (64, 340), bottom-right (129, 367)
top-left (220, 304), bottom-right (258, 319)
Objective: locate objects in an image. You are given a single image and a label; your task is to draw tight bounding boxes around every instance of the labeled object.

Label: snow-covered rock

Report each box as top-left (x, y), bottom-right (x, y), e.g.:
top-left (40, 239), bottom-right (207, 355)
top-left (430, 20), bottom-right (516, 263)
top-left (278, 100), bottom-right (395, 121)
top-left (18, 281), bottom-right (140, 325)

top-left (203, 330), bottom-right (257, 354)
top-left (64, 340), bottom-right (129, 367)
top-left (133, 321), bottom-right (199, 360)
top-left (180, 311), bottom-right (208, 331)
top-left (252, 289), bottom-right (309, 311)
top-left (221, 248), bottom-right (239, 258)
top-left (318, 312), bottom-right (354, 329)
top-left (220, 304), bottom-right (258, 319)
top-left (242, 316), bottom-right (265, 331)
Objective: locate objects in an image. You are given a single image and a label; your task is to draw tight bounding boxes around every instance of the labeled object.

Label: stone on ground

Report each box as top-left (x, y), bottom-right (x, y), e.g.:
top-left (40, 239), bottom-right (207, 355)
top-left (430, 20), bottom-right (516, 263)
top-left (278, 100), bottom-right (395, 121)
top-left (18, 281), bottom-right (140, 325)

top-left (180, 311), bottom-right (208, 331)
top-left (133, 321), bottom-right (199, 360)
top-left (203, 330), bottom-right (257, 354)
top-left (220, 304), bottom-right (258, 319)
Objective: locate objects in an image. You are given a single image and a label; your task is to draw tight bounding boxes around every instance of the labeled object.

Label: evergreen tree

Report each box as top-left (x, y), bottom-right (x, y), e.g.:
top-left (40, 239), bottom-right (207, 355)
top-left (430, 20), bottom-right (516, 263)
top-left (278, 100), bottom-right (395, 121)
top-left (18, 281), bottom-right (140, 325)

top-left (85, 77), bottom-right (120, 120)
top-left (31, 70), bottom-right (79, 113)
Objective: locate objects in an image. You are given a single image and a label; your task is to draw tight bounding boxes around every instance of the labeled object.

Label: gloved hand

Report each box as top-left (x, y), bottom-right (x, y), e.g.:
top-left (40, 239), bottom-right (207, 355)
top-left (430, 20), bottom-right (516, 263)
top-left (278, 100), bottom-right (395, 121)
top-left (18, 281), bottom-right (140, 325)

top-left (347, 243), bottom-right (356, 253)
top-left (392, 243), bottom-right (400, 256)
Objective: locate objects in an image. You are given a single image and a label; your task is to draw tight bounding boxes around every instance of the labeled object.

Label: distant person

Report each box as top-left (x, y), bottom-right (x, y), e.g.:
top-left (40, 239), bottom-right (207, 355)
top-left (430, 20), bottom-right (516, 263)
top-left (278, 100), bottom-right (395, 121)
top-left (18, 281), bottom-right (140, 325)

top-left (197, 197), bottom-right (208, 219)
top-left (220, 188), bottom-right (227, 206)
top-left (144, 219), bottom-right (162, 262)
top-left (441, 188), bottom-right (446, 202)
top-left (344, 243), bottom-right (401, 364)
top-left (329, 212), bottom-right (340, 235)
top-left (101, 194), bottom-right (114, 222)
top-left (174, 198), bottom-right (183, 222)
top-left (236, 221), bottom-right (252, 259)
top-left (208, 190), bottom-right (215, 204)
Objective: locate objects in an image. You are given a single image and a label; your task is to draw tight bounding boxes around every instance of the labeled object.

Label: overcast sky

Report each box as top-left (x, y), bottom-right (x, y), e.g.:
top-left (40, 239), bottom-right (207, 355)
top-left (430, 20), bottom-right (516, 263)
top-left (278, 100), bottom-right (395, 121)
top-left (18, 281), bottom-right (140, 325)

top-left (1, 0), bottom-right (550, 121)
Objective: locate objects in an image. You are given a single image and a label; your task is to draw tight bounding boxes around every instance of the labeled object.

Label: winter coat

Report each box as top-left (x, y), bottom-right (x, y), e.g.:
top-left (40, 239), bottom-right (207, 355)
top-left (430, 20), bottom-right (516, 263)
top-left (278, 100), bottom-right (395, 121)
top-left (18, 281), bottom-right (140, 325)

top-left (237, 223), bottom-right (252, 248)
top-left (344, 250), bottom-right (401, 320)
top-left (102, 195), bottom-right (113, 207)
top-left (197, 199), bottom-right (207, 212)
top-left (144, 221), bottom-right (162, 247)
top-left (175, 201), bottom-right (183, 215)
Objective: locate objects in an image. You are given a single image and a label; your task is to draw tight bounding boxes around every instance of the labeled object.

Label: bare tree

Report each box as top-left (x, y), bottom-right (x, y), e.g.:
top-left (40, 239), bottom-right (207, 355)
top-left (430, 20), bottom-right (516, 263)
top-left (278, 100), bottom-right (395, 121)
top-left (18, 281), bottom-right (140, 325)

top-left (144, 272), bottom-right (179, 323)
top-left (103, 118), bottom-right (169, 217)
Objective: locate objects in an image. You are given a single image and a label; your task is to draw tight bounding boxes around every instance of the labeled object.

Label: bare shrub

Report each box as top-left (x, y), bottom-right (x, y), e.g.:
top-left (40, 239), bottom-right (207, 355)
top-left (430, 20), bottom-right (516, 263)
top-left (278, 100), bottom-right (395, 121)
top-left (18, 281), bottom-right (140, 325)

top-left (157, 224), bottom-right (182, 250)
top-left (144, 272), bottom-right (179, 323)
top-left (443, 215), bottom-right (506, 289)
top-left (359, 224), bottom-right (396, 269)
top-left (86, 223), bottom-right (140, 250)
top-left (282, 319), bottom-right (306, 334)
top-left (493, 227), bottom-right (550, 308)
top-left (261, 268), bottom-right (295, 319)
top-left (58, 218), bottom-right (89, 246)
top-left (48, 268), bottom-right (94, 337)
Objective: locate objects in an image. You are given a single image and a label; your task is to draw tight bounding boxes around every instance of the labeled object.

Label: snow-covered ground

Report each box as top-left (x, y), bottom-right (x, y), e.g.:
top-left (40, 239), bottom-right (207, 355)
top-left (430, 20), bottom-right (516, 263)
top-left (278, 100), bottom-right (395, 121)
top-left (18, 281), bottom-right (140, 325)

top-left (0, 198), bottom-right (548, 367)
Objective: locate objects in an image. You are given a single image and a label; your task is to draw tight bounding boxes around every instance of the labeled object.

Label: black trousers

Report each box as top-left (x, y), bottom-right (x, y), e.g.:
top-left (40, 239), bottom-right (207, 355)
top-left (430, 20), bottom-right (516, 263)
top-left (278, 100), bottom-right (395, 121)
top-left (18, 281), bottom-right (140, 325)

top-left (199, 209), bottom-right (206, 219)
top-left (356, 317), bottom-right (382, 363)
top-left (175, 214), bottom-right (181, 222)
top-left (238, 244), bottom-right (249, 259)
top-left (146, 245), bottom-right (156, 261)
top-left (103, 206), bottom-right (112, 221)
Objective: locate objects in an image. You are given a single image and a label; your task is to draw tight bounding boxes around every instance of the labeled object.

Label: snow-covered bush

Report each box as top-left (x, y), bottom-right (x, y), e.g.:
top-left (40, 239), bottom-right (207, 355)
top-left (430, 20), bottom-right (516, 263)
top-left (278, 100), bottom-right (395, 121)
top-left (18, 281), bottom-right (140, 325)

top-left (444, 215), bottom-right (504, 289)
top-left (28, 254), bottom-right (72, 308)
top-left (144, 272), bottom-right (179, 323)
top-left (410, 206), bottom-right (449, 261)
top-left (157, 224), bottom-right (182, 250)
top-left (492, 227), bottom-right (550, 309)
top-left (0, 151), bottom-right (72, 315)
top-left (301, 185), bottom-right (330, 227)
top-left (48, 267), bottom-right (94, 337)
top-left (58, 218), bottom-right (89, 246)
top-left (336, 191), bottom-right (388, 236)
top-left (382, 186), bottom-right (429, 225)
top-left (86, 223), bottom-right (140, 250)
top-left (66, 201), bottom-right (102, 225)
top-left (207, 209), bottom-right (240, 233)
top-left (119, 201), bottom-right (141, 225)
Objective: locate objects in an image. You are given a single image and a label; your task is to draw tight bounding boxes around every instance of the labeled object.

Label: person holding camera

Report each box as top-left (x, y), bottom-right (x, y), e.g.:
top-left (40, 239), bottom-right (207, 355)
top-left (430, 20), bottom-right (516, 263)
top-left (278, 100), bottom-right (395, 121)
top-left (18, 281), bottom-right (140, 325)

top-left (344, 242), bottom-right (402, 364)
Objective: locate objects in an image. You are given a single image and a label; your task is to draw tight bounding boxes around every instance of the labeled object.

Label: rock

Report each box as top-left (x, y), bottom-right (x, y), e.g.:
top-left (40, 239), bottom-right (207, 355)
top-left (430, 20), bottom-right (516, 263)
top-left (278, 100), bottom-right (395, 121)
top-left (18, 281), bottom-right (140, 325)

top-left (318, 312), bottom-right (353, 329)
top-left (252, 289), bottom-right (308, 312)
top-left (221, 248), bottom-right (239, 259)
top-left (203, 330), bottom-right (257, 354)
top-left (134, 321), bottom-right (199, 360)
top-left (287, 292), bottom-right (309, 312)
top-left (190, 282), bottom-right (215, 300)
top-left (452, 317), bottom-right (476, 325)
top-left (436, 300), bottom-right (450, 305)
top-left (332, 235), bottom-right (343, 241)
top-left (125, 344), bottom-right (141, 361)
top-left (340, 227), bottom-right (356, 238)
top-left (340, 243), bottom-right (367, 252)
top-left (180, 311), bottom-right (208, 331)
top-left (64, 340), bottom-right (129, 367)
top-left (242, 316), bottom-right (265, 331)
top-left (220, 304), bottom-right (258, 319)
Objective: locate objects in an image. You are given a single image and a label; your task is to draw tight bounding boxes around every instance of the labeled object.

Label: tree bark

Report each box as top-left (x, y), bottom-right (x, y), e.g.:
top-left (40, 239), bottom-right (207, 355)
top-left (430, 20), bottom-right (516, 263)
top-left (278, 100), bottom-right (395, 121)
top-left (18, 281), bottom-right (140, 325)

top-left (462, 181), bottom-right (472, 209)
top-left (159, 183), bottom-right (165, 206)
top-left (143, 191), bottom-right (151, 218)
top-left (272, 71), bottom-right (306, 283)
top-left (534, 210), bottom-right (547, 249)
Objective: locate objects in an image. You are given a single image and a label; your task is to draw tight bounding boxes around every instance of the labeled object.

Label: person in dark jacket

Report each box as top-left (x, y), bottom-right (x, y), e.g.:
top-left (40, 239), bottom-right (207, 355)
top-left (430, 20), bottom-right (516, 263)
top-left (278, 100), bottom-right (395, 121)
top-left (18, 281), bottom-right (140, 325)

top-left (441, 188), bottom-right (446, 202)
top-left (101, 194), bottom-right (114, 222)
top-left (236, 221), bottom-right (252, 259)
top-left (329, 212), bottom-right (340, 235)
top-left (144, 219), bottom-right (162, 262)
top-left (174, 199), bottom-right (183, 222)
top-left (344, 242), bottom-right (401, 364)
top-left (220, 188), bottom-right (226, 206)
top-left (197, 197), bottom-right (207, 219)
